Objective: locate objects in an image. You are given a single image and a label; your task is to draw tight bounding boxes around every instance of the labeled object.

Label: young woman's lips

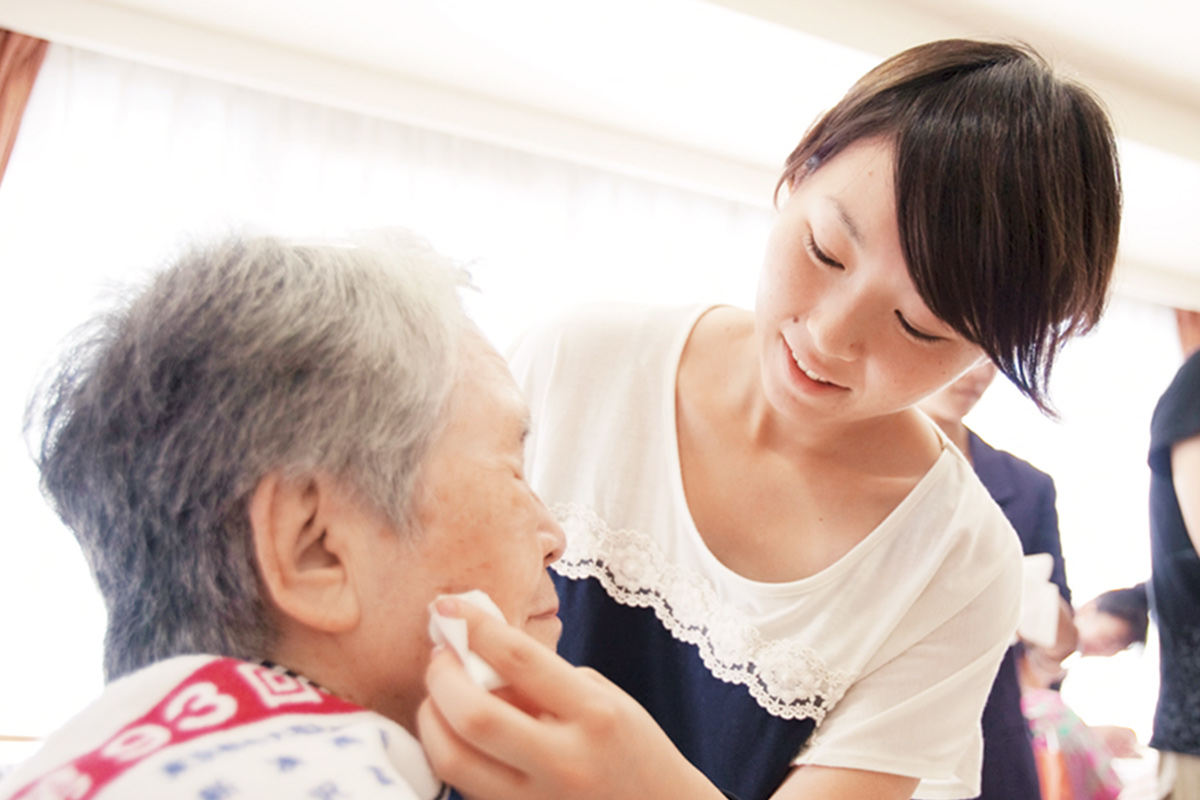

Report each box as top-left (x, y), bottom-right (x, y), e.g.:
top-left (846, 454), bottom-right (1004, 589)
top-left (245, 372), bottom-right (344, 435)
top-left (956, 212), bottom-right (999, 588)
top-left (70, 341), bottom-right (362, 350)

top-left (785, 339), bottom-right (846, 390)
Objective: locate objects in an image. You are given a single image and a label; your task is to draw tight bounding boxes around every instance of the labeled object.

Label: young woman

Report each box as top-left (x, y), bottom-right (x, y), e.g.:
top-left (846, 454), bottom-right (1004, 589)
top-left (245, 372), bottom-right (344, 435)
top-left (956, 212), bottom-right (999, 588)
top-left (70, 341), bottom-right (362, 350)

top-left (419, 38), bottom-right (1122, 800)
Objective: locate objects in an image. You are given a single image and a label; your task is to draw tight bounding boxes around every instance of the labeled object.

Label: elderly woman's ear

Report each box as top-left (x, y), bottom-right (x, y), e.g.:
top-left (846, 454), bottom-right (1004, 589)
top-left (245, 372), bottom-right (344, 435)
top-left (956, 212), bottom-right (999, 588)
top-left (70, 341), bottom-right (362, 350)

top-left (250, 471), bottom-right (363, 635)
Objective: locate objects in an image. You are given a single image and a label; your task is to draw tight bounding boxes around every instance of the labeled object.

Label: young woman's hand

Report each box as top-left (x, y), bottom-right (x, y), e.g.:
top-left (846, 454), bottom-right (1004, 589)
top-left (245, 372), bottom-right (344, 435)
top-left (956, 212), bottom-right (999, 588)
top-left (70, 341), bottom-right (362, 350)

top-left (416, 597), bottom-right (726, 800)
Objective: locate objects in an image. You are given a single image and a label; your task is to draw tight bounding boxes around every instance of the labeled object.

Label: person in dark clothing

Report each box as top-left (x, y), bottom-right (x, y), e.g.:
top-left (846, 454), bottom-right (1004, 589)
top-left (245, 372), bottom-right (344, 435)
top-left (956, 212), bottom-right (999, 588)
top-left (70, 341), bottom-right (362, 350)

top-left (1147, 308), bottom-right (1200, 799)
top-left (919, 360), bottom-right (1077, 800)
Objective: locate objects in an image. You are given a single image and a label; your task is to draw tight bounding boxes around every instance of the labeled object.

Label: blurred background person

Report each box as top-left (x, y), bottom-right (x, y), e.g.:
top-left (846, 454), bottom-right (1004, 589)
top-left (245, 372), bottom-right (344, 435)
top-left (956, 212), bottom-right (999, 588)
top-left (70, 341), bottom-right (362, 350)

top-left (1074, 583), bottom-right (1150, 659)
top-left (919, 360), bottom-right (1077, 800)
top-left (1023, 583), bottom-right (1151, 690)
top-left (1146, 308), bottom-right (1200, 799)
top-left (1018, 584), bottom-right (1151, 800)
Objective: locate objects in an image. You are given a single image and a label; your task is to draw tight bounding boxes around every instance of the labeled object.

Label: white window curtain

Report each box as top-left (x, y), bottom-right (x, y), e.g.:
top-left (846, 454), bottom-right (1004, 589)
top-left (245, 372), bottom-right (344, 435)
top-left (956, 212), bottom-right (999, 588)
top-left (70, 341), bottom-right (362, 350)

top-left (0, 40), bottom-right (1175, 756)
top-left (0, 42), bottom-right (773, 745)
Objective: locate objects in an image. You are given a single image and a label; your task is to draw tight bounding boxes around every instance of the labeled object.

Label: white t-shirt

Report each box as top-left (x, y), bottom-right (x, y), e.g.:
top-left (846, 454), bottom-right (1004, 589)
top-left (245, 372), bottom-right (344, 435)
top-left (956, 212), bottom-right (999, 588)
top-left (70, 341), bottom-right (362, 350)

top-left (510, 302), bottom-right (1023, 799)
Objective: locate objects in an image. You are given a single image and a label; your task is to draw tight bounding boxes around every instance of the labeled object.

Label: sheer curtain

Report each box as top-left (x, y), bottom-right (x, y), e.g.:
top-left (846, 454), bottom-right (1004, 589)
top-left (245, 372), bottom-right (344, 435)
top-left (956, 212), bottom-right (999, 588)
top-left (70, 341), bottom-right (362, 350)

top-left (0, 40), bottom-right (1172, 758)
top-left (0, 43), bottom-right (772, 744)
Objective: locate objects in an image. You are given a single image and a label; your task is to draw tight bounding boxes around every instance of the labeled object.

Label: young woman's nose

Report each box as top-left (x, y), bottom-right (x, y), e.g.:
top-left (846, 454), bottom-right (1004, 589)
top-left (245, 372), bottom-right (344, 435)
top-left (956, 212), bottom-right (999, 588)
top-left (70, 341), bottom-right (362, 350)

top-left (806, 285), bottom-right (865, 361)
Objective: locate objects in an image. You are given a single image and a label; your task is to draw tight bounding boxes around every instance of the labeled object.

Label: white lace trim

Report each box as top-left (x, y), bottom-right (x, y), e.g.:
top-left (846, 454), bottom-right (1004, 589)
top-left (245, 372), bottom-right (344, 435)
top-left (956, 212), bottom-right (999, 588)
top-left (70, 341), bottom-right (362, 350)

top-left (551, 503), bottom-right (856, 723)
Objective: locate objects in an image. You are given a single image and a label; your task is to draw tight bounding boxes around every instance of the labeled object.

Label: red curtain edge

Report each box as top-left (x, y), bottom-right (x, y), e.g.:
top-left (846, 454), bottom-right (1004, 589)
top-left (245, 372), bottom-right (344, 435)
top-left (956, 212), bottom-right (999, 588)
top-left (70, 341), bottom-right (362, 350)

top-left (0, 30), bottom-right (49, 187)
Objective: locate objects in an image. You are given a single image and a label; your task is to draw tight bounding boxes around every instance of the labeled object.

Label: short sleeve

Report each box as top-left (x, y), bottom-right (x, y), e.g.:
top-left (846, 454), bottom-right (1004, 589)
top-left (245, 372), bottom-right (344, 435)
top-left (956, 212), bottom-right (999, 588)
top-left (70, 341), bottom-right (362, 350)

top-left (1151, 350), bottom-right (1200, 474)
top-left (793, 530), bottom-right (1022, 800)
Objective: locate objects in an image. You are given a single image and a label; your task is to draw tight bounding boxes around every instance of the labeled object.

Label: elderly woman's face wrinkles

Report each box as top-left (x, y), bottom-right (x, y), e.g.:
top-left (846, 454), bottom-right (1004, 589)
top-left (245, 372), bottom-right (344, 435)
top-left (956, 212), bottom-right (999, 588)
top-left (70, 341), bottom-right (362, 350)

top-left (408, 335), bottom-right (567, 647)
top-left (342, 333), bottom-right (565, 728)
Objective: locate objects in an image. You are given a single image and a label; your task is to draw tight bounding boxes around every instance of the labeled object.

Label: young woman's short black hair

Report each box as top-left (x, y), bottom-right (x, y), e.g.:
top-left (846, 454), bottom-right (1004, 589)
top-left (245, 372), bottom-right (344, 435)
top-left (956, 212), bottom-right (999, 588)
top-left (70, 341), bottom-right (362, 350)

top-left (778, 39), bottom-right (1122, 414)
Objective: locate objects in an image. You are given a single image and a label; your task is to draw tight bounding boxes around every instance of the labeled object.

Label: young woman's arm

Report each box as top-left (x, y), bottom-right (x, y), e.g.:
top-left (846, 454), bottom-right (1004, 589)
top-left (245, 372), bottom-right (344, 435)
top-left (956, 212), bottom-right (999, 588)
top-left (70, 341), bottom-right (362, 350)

top-left (771, 764), bottom-right (917, 800)
top-left (417, 599), bottom-right (918, 800)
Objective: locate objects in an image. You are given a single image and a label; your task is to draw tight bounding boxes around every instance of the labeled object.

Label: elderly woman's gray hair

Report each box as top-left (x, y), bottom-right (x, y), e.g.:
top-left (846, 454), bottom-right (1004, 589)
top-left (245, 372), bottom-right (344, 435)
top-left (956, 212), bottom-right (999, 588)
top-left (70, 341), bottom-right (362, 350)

top-left (29, 229), bottom-right (470, 681)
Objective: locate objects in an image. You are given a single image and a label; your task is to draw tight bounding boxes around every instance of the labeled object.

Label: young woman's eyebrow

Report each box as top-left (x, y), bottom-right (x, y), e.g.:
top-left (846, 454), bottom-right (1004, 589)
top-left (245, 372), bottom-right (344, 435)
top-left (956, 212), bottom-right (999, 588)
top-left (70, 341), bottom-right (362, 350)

top-left (825, 196), bottom-right (863, 246)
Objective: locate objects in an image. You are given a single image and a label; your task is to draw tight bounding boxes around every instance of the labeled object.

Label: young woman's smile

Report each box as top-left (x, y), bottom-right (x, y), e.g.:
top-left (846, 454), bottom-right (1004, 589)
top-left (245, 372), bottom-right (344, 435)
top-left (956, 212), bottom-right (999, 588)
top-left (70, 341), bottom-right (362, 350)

top-left (756, 137), bottom-right (983, 424)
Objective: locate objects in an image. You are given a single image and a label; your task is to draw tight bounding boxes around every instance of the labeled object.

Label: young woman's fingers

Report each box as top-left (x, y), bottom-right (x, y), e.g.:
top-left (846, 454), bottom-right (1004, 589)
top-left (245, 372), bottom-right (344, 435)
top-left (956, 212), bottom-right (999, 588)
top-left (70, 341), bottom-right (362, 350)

top-left (416, 690), bottom-right (530, 800)
top-left (422, 639), bottom-right (568, 773)
top-left (422, 610), bottom-right (728, 800)
top-left (437, 598), bottom-right (600, 717)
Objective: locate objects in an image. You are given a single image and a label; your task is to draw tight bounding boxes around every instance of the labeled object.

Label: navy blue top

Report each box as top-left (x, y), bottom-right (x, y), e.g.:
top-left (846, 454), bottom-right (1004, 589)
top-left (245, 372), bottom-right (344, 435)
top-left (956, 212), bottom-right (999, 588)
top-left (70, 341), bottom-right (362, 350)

top-left (1148, 348), bottom-right (1200, 756)
top-left (555, 574), bottom-right (816, 800)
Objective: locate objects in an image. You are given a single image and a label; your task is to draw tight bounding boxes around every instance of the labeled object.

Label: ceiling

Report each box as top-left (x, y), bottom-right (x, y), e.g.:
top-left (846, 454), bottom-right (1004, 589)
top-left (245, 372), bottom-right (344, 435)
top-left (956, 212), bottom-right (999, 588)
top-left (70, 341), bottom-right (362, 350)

top-left (3, 0), bottom-right (1200, 304)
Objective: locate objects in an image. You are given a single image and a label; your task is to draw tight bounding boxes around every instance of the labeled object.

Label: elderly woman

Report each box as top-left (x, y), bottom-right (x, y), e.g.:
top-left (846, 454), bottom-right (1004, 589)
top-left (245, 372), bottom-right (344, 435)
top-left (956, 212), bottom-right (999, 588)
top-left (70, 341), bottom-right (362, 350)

top-left (1, 230), bottom-right (566, 799)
